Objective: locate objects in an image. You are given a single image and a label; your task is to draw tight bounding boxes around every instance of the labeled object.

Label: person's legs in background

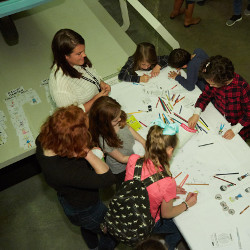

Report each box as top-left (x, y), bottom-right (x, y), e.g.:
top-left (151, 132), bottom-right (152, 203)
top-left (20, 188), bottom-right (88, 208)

top-left (226, 0), bottom-right (243, 26)
top-left (170, 0), bottom-right (185, 19)
top-left (184, 1), bottom-right (201, 27)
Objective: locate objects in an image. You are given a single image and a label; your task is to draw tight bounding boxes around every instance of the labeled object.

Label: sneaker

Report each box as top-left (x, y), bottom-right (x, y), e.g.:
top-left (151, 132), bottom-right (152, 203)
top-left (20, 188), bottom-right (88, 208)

top-left (226, 15), bottom-right (242, 26)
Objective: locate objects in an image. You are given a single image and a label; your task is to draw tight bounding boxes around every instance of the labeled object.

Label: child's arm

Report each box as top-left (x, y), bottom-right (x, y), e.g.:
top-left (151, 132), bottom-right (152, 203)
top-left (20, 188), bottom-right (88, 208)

top-left (107, 149), bottom-right (130, 164)
top-left (118, 57), bottom-right (140, 83)
top-left (128, 125), bottom-right (146, 148)
top-left (161, 192), bottom-right (197, 218)
top-left (151, 55), bottom-right (169, 77)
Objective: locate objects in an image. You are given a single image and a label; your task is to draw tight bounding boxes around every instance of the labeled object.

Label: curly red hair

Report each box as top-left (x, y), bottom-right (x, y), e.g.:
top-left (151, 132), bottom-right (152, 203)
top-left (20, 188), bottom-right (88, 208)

top-left (38, 105), bottom-right (91, 158)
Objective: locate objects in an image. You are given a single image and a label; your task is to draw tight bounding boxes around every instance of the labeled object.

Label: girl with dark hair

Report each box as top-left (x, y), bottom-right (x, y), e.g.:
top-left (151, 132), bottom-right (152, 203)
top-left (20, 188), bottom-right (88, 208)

top-left (125, 120), bottom-right (197, 250)
top-left (89, 96), bottom-right (145, 189)
top-left (118, 42), bottom-right (168, 83)
top-left (49, 29), bottom-right (111, 113)
top-left (36, 105), bottom-right (116, 250)
top-left (188, 55), bottom-right (250, 140)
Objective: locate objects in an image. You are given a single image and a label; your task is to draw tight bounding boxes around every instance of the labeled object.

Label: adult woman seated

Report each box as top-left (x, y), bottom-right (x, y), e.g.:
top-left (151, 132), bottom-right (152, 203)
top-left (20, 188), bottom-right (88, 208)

top-left (36, 105), bottom-right (116, 250)
top-left (49, 29), bottom-right (111, 112)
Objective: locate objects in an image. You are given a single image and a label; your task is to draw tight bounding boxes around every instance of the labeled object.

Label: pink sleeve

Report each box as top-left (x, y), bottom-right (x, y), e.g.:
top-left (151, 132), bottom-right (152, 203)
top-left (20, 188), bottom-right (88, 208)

top-left (125, 154), bottom-right (140, 181)
top-left (163, 178), bottom-right (177, 203)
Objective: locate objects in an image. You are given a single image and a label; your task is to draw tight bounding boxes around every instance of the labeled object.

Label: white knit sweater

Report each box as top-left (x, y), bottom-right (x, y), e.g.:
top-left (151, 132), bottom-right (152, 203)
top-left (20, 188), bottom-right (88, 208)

top-left (49, 65), bottom-right (100, 112)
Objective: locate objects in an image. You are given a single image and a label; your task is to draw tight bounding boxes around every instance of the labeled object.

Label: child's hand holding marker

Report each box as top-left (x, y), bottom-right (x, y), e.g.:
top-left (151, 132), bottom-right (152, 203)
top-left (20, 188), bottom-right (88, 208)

top-left (188, 114), bottom-right (200, 129)
top-left (223, 129), bottom-right (235, 140)
top-left (140, 74), bottom-right (151, 83)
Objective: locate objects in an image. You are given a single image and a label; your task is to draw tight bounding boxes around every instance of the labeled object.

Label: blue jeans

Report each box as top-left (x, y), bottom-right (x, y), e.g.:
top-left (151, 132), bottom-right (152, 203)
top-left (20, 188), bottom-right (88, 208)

top-left (58, 195), bottom-right (117, 250)
top-left (234, 0), bottom-right (250, 15)
top-left (153, 218), bottom-right (182, 250)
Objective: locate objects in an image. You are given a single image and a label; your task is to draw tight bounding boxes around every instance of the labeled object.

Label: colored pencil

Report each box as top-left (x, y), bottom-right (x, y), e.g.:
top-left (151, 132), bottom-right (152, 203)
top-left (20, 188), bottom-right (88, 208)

top-left (173, 113), bottom-right (188, 123)
top-left (174, 172), bottom-right (182, 179)
top-left (159, 97), bottom-right (166, 111)
top-left (196, 123), bottom-right (208, 134)
top-left (176, 96), bottom-right (185, 103)
top-left (171, 94), bottom-right (175, 101)
top-left (240, 205), bottom-right (249, 215)
top-left (198, 119), bottom-right (209, 130)
top-left (161, 98), bottom-right (171, 114)
top-left (179, 105), bottom-right (182, 114)
top-left (200, 117), bottom-right (208, 127)
top-left (139, 121), bottom-right (147, 127)
top-left (198, 143), bottom-right (214, 147)
top-left (180, 174), bottom-right (189, 187)
top-left (213, 176), bottom-right (236, 186)
top-left (162, 114), bottom-right (166, 123)
top-left (171, 117), bottom-right (182, 124)
top-left (215, 173), bottom-right (239, 176)
top-left (185, 183), bottom-right (209, 185)
top-left (171, 84), bottom-right (177, 90)
top-left (156, 98), bottom-right (160, 108)
top-left (163, 113), bottom-right (170, 124)
top-left (128, 111), bottom-right (144, 115)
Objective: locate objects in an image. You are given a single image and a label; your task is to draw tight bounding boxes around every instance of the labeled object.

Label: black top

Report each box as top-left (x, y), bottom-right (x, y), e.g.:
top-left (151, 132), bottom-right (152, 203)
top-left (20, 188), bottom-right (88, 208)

top-left (36, 139), bottom-right (115, 208)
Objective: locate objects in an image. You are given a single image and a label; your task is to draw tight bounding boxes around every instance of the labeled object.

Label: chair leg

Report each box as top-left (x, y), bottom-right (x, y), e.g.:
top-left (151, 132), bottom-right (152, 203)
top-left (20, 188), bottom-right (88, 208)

top-left (0, 15), bottom-right (19, 45)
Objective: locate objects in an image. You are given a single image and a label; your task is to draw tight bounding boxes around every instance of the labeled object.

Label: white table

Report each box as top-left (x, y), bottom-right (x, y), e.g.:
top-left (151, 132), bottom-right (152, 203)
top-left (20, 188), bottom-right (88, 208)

top-left (109, 67), bottom-right (250, 250)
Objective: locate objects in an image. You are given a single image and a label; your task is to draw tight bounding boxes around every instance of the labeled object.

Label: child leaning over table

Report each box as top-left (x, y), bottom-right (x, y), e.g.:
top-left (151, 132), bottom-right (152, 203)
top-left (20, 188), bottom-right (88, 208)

top-left (125, 120), bottom-right (197, 250)
top-left (88, 96), bottom-right (146, 190)
top-left (168, 48), bottom-right (209, 91)
top-left (118, 42), bottom-right (168, 83)
top-left (188, 55), bottom-right (250, 140)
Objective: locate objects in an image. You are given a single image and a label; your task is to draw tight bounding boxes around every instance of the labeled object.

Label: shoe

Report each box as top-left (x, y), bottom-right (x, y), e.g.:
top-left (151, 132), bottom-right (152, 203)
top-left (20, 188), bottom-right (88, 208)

top-left (226, 15), bottom-right (242, 26)
top-left (244, 8), bottom-right (250, 16)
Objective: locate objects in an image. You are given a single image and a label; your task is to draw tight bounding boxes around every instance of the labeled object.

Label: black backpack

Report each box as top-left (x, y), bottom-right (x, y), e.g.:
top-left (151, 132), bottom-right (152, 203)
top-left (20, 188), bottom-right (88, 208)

top-left (103, 158), bottom-right (168, 247)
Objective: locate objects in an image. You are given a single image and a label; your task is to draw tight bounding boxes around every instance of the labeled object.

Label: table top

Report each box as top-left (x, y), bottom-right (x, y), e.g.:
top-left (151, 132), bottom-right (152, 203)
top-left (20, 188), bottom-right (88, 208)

top-left (109, 67), bottom-right (250, 250)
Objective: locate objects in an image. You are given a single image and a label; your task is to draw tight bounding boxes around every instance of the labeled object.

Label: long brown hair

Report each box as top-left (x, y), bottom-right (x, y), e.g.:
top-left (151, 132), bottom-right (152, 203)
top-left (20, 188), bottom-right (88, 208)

top-left (144, 125), bottom-right (178, 176)
top-left (133, 42), bottom-right (158, 71)
top-left (51, 29), bottom-right (92, 78)
top-left (38, 105), bottom-right (91, 158)
top-left (89, 96), bottom-right (127, 149)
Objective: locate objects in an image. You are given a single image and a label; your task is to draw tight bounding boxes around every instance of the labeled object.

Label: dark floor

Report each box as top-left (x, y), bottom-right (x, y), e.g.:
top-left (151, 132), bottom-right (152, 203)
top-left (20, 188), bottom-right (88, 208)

top-left (1, 0), bottom-right (250, 250)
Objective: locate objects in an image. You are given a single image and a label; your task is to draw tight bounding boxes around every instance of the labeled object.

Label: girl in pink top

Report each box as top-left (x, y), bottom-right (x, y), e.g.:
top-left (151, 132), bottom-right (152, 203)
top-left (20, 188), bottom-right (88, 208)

top-left (125, 119), bottom-right (197, 250)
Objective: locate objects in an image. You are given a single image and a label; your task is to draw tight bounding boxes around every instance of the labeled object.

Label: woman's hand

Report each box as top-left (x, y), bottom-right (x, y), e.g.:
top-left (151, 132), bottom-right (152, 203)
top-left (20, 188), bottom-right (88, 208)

top-left (140, 74), bottom-right (151, 83)
top-left (223, 129), bottom-right (235, 140)
top-left (185, 192), bottom-right (198, 208)
top-left (151, 64), bottom-right (161, 77)
top-left (188, 114), bottom-right (199, 129)
top-left (168, 71), bottom-right (179, 79)
top-left (100, 81), bottom-right (111, 93)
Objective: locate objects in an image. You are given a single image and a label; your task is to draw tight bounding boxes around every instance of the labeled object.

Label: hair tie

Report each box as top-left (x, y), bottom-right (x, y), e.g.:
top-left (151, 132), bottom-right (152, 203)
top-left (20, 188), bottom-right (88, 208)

top-left (150, 118), bottom-right (179, 135)
top-left (203, 62), bottom-right (210, 72)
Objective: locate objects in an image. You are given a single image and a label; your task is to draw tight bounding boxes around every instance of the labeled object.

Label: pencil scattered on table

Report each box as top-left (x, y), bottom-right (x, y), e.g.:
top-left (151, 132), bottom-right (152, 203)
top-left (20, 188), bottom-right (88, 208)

top-left (179, 105), bottom-right (182, 114)
top-left (198, 143), bottom-right (214, 147)
top-left (171, 84), bottom-right (177, 90)
top-left (173, 112), bottom-right (188, 123)
top-left (213, 175), bottom-right (236, 186)
top-left (215, 173), bottom-right (239, 176)
top-left (185, 183), bottom-right (209, 186)
top-left (174, 172), bottom-right (182, 179)
top-left (139, 121), bottom-right (147, 127)
top-left (239, 205), bottom-right (249, 215)
top-left (180, 174), bottom-right (189, 187)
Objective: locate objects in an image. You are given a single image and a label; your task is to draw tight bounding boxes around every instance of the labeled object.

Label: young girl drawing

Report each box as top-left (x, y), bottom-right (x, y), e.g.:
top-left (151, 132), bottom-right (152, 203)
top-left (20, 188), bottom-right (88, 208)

top-left (118, 42), bottom-right (168, 83)
top-left (89, 96), bottom-right (146, 189)
top-left (125, 119), bottom-right (197, 250)
top-left (188, 55), bottom-right (250, 140)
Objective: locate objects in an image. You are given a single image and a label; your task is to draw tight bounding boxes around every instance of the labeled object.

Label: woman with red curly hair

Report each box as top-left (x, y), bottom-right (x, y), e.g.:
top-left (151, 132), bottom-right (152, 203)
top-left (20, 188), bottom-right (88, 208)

top-left (36, 105), bottom-right (116, 250)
